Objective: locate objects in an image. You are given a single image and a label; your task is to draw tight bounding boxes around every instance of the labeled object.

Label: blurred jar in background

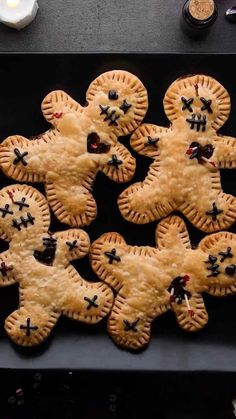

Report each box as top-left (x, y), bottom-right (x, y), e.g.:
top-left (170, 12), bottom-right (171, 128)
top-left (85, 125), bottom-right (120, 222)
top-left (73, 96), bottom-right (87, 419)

top-left (181, 0), bottom-right (218, 38)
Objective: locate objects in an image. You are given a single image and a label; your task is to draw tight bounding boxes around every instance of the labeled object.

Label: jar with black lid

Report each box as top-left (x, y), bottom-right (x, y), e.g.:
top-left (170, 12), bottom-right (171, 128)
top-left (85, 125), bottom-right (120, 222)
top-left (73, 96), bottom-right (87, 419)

top-left (181, 0), bottom-right (218, 38)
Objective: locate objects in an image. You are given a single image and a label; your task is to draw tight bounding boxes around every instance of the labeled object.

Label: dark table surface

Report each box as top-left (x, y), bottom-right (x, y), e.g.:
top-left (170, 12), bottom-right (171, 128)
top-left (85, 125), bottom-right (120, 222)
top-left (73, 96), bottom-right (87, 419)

top-left (0, 0), bottom-right (235, 53)
top-left (1, 2), bottom-right (236, 418)
top-left (1, 52), bottom-right (236, 374)
top-left (0, 51), bottom-right (236, 418)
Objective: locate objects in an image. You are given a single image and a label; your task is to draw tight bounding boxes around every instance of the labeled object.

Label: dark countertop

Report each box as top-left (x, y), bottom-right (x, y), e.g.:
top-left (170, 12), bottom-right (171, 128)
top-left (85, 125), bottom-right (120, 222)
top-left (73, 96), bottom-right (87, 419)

top-left (0, 0), bottom-right (235, 53)
top-left (1, 371), bottom-right (236, 418)
top-left (1, 52), bottom-right (236, 375)
top-left (0, 3), bottom-right (236, 418)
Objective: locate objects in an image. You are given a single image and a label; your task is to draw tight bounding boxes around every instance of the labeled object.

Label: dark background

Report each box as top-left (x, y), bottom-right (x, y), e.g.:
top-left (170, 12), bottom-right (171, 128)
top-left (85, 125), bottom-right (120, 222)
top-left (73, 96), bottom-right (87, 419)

top-left (0, 0), bottom-right (235, 53)
top-left (1, 370), bottom-right (236, 419)
top-left (0, 52), bottom-right (236, 418)
top-left (1, 0), bottom-right (236, 417)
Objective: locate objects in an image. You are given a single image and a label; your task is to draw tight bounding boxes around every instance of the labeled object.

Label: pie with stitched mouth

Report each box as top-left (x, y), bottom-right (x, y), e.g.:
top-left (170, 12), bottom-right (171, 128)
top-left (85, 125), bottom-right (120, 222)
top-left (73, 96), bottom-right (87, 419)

top-left (118, 74), bottom-right (236, 233)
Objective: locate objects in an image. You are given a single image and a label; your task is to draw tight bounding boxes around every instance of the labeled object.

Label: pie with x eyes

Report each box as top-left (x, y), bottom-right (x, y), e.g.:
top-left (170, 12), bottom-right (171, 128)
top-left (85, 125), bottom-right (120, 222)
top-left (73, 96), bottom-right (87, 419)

top-left (118, 74), bottom-right (236, 233)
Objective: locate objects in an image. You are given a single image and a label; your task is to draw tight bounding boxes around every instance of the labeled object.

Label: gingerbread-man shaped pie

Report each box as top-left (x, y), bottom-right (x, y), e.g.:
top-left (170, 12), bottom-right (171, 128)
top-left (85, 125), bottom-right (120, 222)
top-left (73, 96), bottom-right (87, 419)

top-left (119, 74), bottom-right (236, 232)
top-left (0, 184), bottom-right (113, 346)
top-left (0, 70), bottom-right (148, 227)
top-left (90, 215), bottom-right (236, 350)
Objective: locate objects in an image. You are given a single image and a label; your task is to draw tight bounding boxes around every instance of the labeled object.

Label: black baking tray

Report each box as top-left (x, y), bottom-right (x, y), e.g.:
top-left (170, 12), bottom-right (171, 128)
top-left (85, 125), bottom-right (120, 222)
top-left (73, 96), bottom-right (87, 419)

top-left (0, 53), bottom-right (236, 372)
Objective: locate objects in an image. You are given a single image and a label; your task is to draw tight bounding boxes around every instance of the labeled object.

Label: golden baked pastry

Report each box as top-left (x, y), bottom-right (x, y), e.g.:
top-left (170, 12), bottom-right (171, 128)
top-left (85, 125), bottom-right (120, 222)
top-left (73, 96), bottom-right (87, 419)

top-left (0, 70), bottom-right (148, 227)
top-left (0, 184), bottom-right (113, 346)
top-left (119, 74), bottom-right (236, 232)
top-left (90, 215), bottom-right (236, 350)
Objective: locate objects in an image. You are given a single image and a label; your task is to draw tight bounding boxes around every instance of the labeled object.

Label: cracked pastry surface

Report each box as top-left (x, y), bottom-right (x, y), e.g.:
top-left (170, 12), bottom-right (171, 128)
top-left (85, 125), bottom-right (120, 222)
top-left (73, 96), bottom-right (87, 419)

top-left (118, 74), bottom-right (236, 232)
top-left (0, 184), bottom-right (113, 347)
top-left (90, 215), bottom-right (236, 350)
top-left (0, 70), bottom-right (148, 227)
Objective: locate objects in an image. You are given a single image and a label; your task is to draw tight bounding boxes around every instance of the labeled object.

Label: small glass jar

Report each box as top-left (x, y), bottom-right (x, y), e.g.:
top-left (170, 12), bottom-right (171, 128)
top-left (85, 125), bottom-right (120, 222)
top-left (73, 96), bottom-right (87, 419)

top-left (181, 0), bottom-right (218, 38)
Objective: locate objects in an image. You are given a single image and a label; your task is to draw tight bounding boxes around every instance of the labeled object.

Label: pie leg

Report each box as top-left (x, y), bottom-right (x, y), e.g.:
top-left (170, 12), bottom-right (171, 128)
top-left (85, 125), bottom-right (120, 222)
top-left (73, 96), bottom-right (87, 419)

top-left (61, 276), bottom-right (113, 324)
top-left (172, 293), bottom-right (208, 332)
top-left (0, 133), bottom-right (54, 182)
top-left (5, 304), bottom-right (59, 347)
top-left (101, 143), bottom-right (136, 183)
top-left (107, 296), bottom-right (153, 350)
top-left (46, 179), bottom-right (97, 227)
top-left (0, 252), bottom-right (16, 287)
top-left (180, 192), bottom-right (236, 233)
top-left (118, 181), bottom-right (176, 224)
